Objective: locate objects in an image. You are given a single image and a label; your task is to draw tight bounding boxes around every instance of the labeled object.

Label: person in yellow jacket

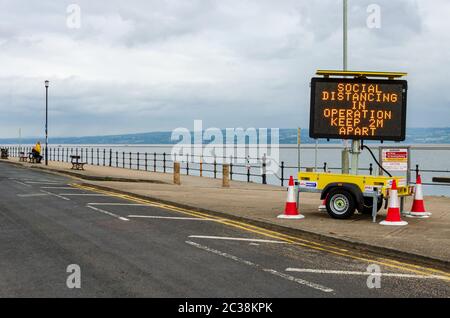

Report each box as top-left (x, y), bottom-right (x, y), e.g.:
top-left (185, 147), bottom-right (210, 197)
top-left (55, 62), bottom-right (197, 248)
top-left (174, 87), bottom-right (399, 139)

top-left (31, 141), bottom-right (43, 163)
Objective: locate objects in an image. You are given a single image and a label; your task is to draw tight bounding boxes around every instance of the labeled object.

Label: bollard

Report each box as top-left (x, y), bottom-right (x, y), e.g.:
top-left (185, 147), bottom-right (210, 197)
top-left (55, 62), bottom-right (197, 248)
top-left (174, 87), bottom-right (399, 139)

top-left (173, 162), bottom-right (181, 185)
top-left (222, 164), bottom-right (230, 188)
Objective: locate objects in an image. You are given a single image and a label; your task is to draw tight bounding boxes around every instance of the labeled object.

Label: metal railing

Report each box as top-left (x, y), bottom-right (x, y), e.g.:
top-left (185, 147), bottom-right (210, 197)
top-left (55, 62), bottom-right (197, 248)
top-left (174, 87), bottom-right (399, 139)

top-left (3, 145), bottom-right (450, 188)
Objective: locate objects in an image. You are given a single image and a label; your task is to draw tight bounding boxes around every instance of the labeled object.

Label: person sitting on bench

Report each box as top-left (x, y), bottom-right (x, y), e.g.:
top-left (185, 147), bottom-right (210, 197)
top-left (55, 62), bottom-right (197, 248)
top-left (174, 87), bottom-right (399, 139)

top-left (31, 141), bottom-right (43, 163)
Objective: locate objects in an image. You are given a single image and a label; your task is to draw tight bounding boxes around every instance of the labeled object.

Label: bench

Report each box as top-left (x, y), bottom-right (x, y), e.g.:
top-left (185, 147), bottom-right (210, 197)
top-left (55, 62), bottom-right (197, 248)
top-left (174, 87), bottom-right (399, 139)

top-left (28, 152), bottom-right (42, 164)
top-left (70, 155), bottom-right (87, 170)
top-left (19, 152), bottom-right (28, 162)
top-left (0, 148), bottom-right (8, 159)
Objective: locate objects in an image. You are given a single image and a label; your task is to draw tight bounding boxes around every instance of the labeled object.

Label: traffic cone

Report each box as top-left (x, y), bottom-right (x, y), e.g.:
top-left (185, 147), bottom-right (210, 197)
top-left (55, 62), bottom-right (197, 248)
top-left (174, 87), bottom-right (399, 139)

top-left (380, 179), bottom-right (408, 226)
top-left (318, 195), bottom-right (328, 211)
top-left (407, 175), bottom-right (431, 218)
top-left (278, 176), bottom-right (305, 219)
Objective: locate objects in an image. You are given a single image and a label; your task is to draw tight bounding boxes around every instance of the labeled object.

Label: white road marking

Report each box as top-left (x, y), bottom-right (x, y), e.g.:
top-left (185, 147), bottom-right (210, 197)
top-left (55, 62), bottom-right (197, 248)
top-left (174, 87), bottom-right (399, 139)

top-left (86, 205), bottom-right (129, 221)
top-left (40, 190), bottom-right (71, 201)
top-left (186, 241), bottom-right (333, 293)
top-left (17, 193), bottom-right (48, 197)
top-left (188, 235), bottom-right (287, 244)
top-left (128, 215), bottom-right (215, 221)
top-left (12, 180), bottom-right (32, 187)
top-left (285, 268), bottom-right (446, 280)
top-left (58, 193), bottom-right (110, 197)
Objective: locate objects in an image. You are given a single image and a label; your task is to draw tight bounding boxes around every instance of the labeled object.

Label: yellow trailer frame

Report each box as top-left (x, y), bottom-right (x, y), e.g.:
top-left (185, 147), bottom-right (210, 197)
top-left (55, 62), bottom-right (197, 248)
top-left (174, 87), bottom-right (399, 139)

top-left (298, 172), bottom-right (413, 197)
top-left (298, 172), bottom-right (414, 221)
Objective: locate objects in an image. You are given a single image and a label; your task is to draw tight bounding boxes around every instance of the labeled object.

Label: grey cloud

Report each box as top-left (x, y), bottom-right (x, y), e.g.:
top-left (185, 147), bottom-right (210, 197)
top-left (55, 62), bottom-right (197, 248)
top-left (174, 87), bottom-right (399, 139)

top-left (0, 0), bottom-right (449, 138)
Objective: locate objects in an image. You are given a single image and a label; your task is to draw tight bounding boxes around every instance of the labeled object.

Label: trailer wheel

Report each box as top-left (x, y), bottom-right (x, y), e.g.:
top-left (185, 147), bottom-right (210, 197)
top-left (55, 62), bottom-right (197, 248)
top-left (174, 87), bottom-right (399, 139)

top-left (326, 188), bottom-right (356, 219)
top-left (360, 196), bottom-right (383, 215)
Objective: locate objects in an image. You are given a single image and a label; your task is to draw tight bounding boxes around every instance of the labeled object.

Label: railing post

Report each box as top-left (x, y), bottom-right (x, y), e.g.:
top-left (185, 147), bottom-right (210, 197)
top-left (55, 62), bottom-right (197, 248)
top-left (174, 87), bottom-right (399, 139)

top-left (122, 152), bottom-right (125, 168)
top-left (163, 152), bottom-right (166, 173)
top-left (261, 154), bottom-right (267, 184)
top-left (137, 152), bottom-right (140, 170)
top-left (103, 149), bottom-right (106, 166)
top-left (214, 158), bottom-right (217, 179)
top-left (186, 154), bottom-right (189, 175)
top-left (97, 148), bottom-right (99, 166)
top-left (116, 151), bottom-right (118, 168)
top-left (323, 162), bottom-right (327, 173)
top-left (145, 152), bottom-right (148, 171)
top-left (154, 152), bottom-right (157, 172)
top-left (129, 152), bottom-right (132, 169)
top-left (229, 156), bottom-right (233, 181)
top-left (416, 164), bottom-right (420, 180)
top-left (109, 149), bottom-right (112, 167)
top-left (281, 161), bottom-right (285, 187)
top-left (369, 163), bottom-right (373, 176)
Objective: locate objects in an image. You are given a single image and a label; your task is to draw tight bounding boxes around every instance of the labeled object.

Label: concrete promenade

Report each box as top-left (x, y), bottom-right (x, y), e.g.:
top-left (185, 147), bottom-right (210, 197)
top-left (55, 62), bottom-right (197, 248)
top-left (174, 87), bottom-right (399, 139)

top-left (2, 157), bottom-right (449, 266)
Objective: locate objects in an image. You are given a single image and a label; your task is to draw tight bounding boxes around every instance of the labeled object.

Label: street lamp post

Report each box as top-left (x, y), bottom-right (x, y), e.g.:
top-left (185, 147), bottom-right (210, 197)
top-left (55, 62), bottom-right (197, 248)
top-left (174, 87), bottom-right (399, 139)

top-left (45, 80), bottom-right (49, 166)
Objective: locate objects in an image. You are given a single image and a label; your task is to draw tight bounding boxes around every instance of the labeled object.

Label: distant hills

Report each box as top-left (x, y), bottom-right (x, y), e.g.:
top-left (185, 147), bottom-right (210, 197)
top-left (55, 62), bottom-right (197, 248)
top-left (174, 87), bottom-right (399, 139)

top-left (1, 128), bottom-right (450, 145)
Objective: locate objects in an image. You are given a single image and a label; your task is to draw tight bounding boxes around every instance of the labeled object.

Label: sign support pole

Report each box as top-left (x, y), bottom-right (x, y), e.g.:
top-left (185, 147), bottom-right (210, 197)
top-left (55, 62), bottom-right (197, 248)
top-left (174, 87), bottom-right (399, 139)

top-left (341, 0), bottom-right (352, 174)
top-left (297, 128), bottom-right (301, 173)
top-left (350, 140), bottom-right (361, 175)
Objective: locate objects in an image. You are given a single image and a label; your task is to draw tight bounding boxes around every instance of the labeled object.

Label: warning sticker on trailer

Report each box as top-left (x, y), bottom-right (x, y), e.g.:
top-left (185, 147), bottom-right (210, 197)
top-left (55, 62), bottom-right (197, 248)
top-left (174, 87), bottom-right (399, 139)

top-left (299, 181), bottom-right (318, 189)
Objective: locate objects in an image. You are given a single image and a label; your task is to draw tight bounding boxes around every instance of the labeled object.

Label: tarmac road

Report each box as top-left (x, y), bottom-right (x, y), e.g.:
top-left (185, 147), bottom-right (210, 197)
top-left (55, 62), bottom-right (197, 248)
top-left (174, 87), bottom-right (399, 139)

top-left (0, 162), bottom-right (449, 297)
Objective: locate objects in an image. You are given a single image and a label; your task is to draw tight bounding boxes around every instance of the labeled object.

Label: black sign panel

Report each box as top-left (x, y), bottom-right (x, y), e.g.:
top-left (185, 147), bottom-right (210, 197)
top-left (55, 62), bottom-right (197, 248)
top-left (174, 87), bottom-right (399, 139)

top-left (309, 77), bottom-right (408, 141)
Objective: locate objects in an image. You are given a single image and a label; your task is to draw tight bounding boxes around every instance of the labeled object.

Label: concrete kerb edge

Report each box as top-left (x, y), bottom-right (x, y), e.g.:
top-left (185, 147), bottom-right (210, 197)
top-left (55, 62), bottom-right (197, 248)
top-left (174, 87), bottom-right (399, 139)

top-left (79, 182), bottom-right (450, 272)
top-left (2, 159), bottom-right (449, 271)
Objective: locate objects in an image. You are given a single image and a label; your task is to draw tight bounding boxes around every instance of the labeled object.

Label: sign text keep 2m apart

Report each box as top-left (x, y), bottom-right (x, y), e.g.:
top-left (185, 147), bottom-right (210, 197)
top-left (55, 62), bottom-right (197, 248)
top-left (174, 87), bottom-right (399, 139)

top-left (321, 84), bottom-right (397, 137)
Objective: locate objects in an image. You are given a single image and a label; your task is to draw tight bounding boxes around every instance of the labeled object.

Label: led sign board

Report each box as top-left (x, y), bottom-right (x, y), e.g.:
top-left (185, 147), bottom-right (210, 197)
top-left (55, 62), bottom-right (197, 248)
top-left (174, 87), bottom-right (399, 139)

top-left (309, 77), bottom-right (407, 141)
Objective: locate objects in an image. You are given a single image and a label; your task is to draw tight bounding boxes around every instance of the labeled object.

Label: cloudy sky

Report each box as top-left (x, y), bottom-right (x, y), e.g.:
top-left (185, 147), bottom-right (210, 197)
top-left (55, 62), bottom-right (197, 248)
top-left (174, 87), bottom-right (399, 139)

top-left (0, 0), bottom-right (449, 137)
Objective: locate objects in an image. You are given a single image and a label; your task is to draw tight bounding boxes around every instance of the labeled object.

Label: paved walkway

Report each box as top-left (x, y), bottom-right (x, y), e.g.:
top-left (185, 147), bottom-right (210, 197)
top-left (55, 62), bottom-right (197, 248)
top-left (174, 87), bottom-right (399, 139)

top-left (3, 158), bottom-right (449, 265)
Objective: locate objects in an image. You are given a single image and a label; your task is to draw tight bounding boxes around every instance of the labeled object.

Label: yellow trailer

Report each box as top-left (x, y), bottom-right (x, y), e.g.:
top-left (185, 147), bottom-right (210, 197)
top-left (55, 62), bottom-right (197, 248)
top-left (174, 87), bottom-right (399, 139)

top-left (298, 172), bottom-right (414, 220)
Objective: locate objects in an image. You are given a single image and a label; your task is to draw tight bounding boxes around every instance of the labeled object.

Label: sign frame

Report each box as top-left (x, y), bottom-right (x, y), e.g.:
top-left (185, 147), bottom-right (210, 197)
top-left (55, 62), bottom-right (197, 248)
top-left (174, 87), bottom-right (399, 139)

top-left (309, 77), bottom-right (408, 142)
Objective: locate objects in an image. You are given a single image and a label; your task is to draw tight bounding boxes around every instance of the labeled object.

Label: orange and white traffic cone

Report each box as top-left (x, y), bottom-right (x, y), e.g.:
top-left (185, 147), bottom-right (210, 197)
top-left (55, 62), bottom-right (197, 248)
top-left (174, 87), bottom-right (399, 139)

top-left (318, 195), bottom-right (328, 211)
top-left (407, 175), bottom-right (431, 218)
top-left (380, 179), bottom-right (408, 226)
top-left (278, 176), bottom-right (305, 219)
